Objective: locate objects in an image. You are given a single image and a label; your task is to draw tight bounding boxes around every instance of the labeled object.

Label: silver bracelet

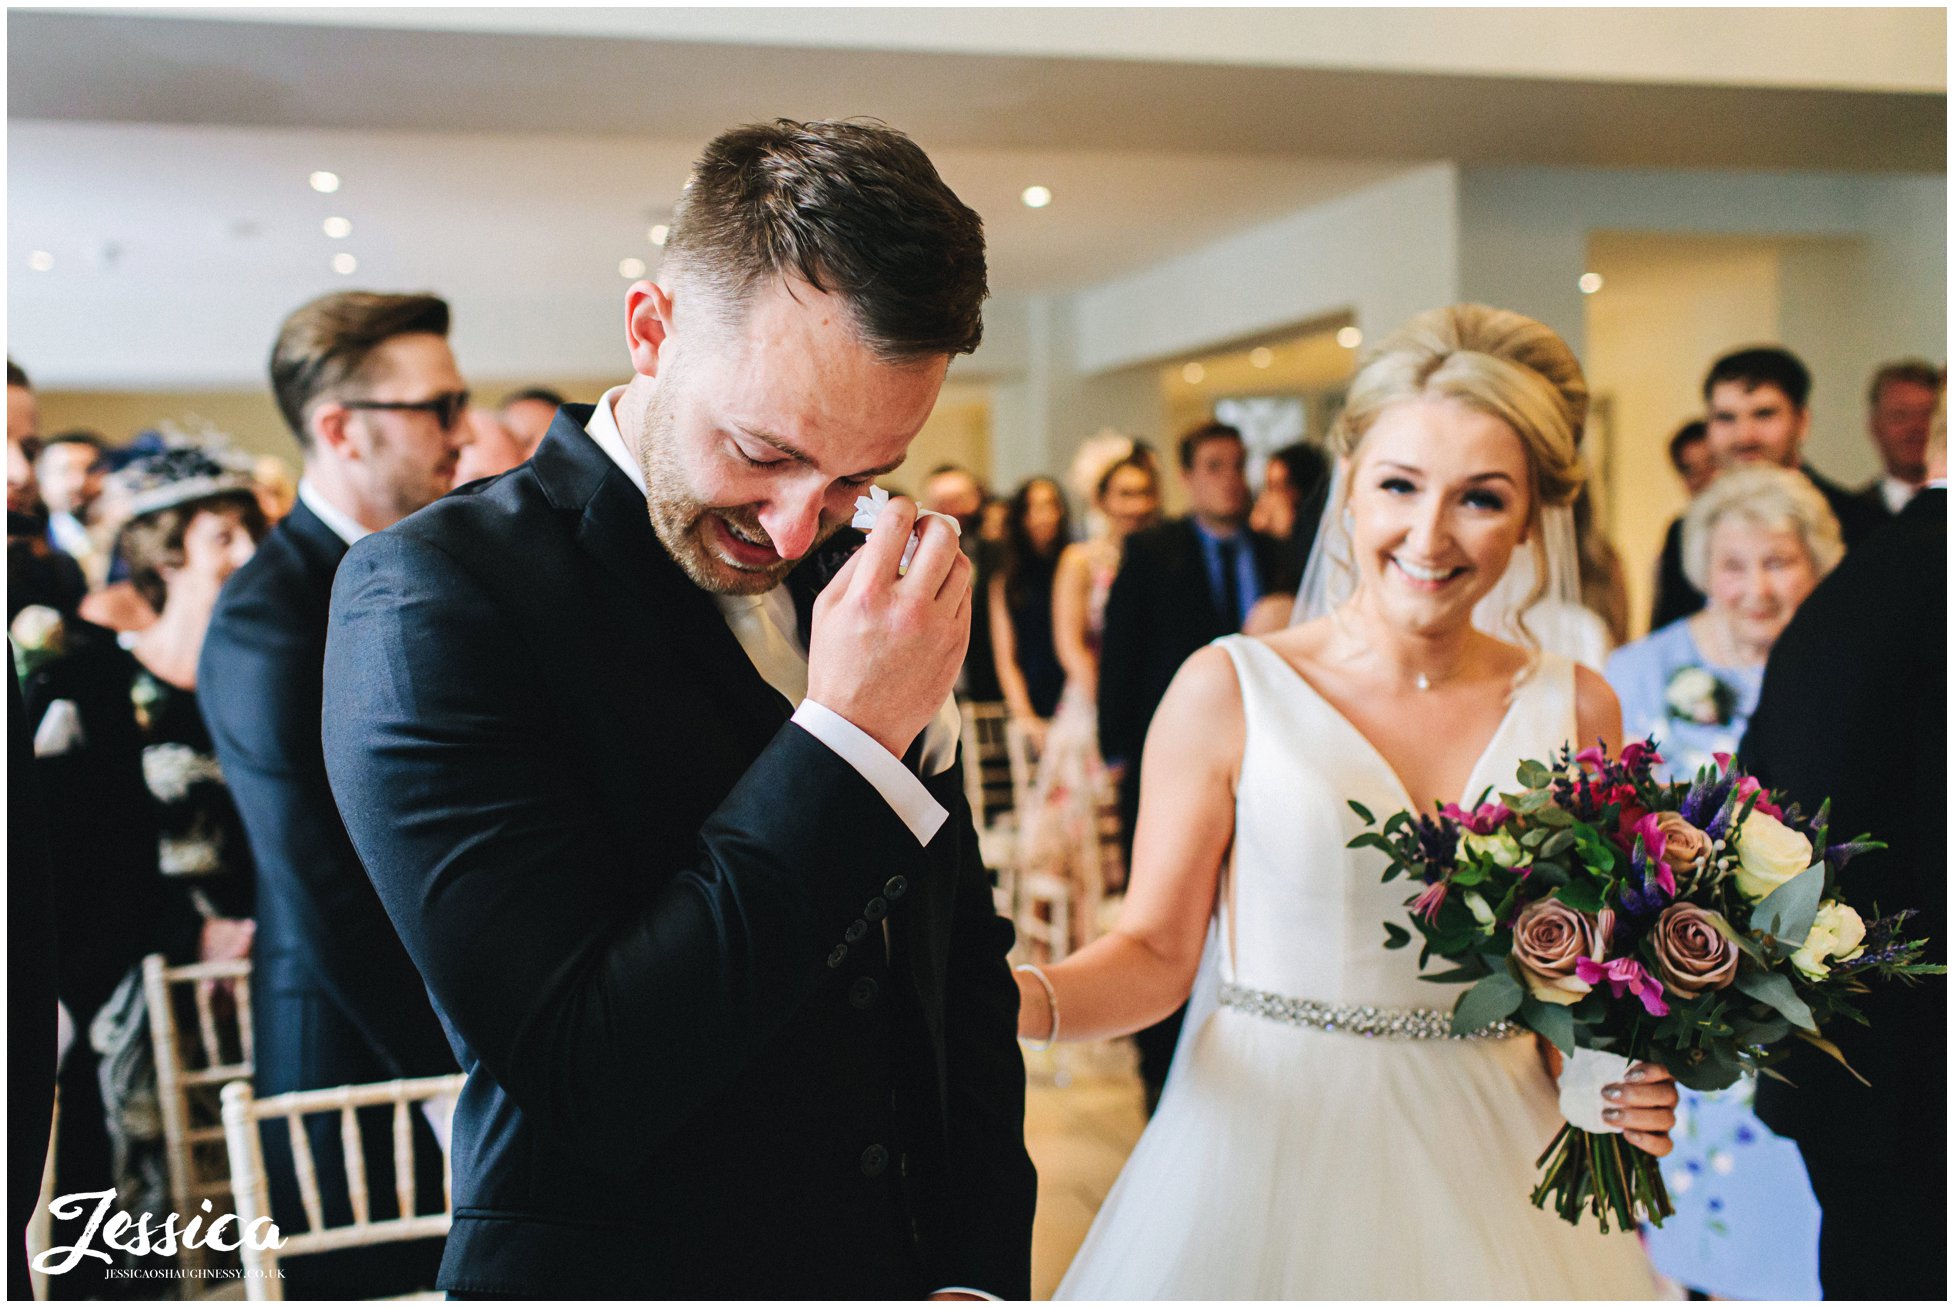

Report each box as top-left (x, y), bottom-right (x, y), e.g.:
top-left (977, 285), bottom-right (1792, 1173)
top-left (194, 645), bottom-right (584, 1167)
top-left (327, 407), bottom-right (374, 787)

top-left (1015, 962), bottom-right (1059, 1051)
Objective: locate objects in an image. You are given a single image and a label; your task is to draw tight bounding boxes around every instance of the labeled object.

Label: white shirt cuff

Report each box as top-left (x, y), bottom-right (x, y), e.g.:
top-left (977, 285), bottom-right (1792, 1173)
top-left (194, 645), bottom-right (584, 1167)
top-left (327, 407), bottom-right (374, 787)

top-left (931, 1290), bottom-right (1000, 1301)
top-left (792, 700), bottom-right (949, 847)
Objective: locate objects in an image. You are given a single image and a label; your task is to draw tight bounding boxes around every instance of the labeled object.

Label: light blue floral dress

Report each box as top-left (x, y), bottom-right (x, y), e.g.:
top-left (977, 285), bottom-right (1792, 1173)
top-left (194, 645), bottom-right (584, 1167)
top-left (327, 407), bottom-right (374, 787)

top-left (1605, 620), bottom-right (1820, 1299)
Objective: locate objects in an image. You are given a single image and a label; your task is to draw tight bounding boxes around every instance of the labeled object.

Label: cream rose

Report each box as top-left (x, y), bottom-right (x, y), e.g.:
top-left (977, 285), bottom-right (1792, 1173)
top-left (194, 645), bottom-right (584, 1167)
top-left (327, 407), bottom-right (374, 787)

top-left (1461, 829), bottom-right (1526, 869)
top-left (1790, 901), bottom-right (1868, 980)
top-left (1649, 904), bottom-right (1740, 999)
top-left (1734, 809), bottom-right (1815, 901)
top-left (1510, 898), bottom-right (1609, 1006)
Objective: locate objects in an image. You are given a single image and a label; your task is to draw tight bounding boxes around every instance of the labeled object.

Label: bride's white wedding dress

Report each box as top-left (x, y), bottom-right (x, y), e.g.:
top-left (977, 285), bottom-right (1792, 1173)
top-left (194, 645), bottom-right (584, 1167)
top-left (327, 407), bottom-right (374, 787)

top-left (1056, 635), bottom-right (1658, 1299)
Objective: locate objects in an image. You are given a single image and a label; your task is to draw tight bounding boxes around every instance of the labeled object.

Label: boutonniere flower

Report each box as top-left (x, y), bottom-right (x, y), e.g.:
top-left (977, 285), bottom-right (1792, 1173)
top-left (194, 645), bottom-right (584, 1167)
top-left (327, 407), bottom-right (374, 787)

top-left (1663, 665), bottom-right (1736, 727)
top-left (9, 605), bottom-right (68, 680)
top-left (850, 485), bottom-right (962, 574)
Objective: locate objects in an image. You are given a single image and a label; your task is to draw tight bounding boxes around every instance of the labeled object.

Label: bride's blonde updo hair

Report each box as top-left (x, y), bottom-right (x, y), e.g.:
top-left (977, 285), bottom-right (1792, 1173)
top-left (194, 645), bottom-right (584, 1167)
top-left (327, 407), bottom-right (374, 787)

top-left (1327, 304), bottom-right (1589, 518)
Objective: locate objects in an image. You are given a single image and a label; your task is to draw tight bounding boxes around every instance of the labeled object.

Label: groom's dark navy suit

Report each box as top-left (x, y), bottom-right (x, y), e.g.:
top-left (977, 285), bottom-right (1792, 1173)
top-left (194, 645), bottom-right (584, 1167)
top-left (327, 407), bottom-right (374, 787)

top-left (320, 407), bottom-right (1035, 1299)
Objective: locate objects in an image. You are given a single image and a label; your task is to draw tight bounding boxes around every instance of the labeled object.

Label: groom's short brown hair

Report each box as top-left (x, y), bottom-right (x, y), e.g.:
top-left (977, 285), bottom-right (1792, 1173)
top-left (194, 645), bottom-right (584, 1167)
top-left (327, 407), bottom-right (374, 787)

top-left (662, 119), bottom-right (988, 361)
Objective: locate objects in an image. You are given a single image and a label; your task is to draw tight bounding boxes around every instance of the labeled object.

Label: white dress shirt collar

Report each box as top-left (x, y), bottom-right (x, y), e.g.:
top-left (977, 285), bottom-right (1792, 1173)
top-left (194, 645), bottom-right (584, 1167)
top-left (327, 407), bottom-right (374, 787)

top-left (297, 478), bottom-right (372, 547)
top-left (1881, 476), bottom-right (1920, 515)
top-left (583, 385), bottom-right (645, 493)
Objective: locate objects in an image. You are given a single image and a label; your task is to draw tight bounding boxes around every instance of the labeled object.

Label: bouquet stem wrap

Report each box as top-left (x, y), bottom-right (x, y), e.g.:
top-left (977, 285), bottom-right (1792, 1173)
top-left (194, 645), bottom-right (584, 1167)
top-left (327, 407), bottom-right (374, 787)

top-left (1532, 1123), bottom-right (1674, 1234)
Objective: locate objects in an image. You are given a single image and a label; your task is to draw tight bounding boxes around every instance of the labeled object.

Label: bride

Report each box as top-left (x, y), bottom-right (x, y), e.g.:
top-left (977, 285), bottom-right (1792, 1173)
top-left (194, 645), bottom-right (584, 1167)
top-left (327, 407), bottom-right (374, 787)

top-left (1018, 305), bottom-right (1677, 1299)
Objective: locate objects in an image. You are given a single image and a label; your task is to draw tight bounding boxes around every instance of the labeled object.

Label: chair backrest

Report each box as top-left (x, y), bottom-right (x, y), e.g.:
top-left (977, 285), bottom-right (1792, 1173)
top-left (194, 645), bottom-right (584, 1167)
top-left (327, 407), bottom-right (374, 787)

top-left (958, 700), bottom-right (1017, 829)
top-left (220, 1074), bottom-right (464, 1302)
top-left (1003, 717), bottom-right (1043, 817)
top-left (142, 953), bottom-right (253, 1275)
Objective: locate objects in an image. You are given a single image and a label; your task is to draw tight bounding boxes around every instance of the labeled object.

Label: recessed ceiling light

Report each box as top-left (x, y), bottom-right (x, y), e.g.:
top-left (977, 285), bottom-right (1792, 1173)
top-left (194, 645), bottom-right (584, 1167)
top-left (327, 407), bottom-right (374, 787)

top-left (1336, 326), bottom-right (1363, 350)
top-left (1182, 362), bottom-right (1205, 385)
top-left (27, 251), bottom-right (53, 272)
top-left (322, 216), bottom-right (352, 239)
top-left (1578, 272), bottom-right (1605, 294)
top-left (1021, 185), bottom-right (1053, 209)
top-left (1249, 347), bottom-right (1274, 369)
top-left (331, 252), bottom-right (358, 276)
top-left (647, 224), bottom-right (670, 247)
top-left (619, 257), bottom-right (647, 279)
top-left (309, 171), bottom-right (341, 194)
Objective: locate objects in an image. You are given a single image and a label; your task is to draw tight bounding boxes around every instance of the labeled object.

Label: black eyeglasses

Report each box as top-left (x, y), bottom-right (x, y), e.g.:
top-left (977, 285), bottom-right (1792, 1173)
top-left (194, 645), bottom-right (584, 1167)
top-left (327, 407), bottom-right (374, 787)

top-left (341, 390), bottom-right (471, 431)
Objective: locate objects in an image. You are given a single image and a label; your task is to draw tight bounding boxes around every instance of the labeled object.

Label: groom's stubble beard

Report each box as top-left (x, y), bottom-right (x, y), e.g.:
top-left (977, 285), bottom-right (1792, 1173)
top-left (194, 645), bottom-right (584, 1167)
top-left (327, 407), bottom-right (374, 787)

top-left (636, 372), bottom-right (843, 596)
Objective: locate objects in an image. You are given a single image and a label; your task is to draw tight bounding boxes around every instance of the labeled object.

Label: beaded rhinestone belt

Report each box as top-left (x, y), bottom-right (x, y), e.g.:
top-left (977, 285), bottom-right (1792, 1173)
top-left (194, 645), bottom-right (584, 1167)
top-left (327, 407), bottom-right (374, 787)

top-left (1218, 983), bottom-right (1524, 1041)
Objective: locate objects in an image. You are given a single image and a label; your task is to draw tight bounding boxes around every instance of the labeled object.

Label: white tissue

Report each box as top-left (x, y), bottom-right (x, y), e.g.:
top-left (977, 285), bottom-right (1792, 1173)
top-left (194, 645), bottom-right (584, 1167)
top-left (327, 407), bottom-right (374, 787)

top-left (1557, 1046), bottom-right (1633, 1134)
top-left (850, 485), bottom-right (962, 574)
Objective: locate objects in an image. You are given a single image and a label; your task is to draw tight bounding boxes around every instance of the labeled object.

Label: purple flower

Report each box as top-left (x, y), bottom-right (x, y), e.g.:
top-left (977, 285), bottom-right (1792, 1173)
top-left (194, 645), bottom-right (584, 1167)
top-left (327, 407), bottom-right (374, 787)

top-left (1631, 813), bottom-right (1679, 898)
top-left (1573, 956), bottom-right (1670, 1017)
top-left (1410, 880), bottom-right (1449, 922)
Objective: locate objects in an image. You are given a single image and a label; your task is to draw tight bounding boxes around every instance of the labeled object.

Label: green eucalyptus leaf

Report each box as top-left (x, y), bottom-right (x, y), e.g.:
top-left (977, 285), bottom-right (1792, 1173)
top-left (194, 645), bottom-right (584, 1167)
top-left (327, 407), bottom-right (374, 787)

top-left (1540, 829), bottom-right (1578, 859)
top-left (1520, 995), bottom-right (1576, 1055)
top-left (1419, 963), bottom-right (1486, 985)
top-left (1553, 881), bottom-right (1606, 914)
top-left (1517, 760), bottom-right (1552, 789)
top-left (1734, 968), bottom-right (1817, 1033)
top-left (1382, 921), bottom-right (1411, 950)
top-left (1451, 970), bottom-right (1524, 1035)
top-left (1753, 862), bottom-right (1825, 949)
top-left (1348, 798), bottom-right (1376, 824)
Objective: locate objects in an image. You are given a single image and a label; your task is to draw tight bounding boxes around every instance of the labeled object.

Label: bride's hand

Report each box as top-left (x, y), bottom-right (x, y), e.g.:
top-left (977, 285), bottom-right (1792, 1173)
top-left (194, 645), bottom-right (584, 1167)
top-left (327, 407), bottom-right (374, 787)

top-left (1604, 1062), bottom-right (1679, 1157)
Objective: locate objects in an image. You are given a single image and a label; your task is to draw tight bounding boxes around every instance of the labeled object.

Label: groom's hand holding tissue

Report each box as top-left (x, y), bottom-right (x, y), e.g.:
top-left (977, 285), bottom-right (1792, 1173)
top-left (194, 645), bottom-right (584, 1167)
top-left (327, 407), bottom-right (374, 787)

top-left (809, 498), bottom-right (972, 760)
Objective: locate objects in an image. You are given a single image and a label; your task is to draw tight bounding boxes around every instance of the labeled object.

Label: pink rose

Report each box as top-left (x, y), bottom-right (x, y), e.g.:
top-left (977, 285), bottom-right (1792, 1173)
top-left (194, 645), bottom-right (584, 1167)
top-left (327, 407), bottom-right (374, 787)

top-left (1510, 898), bottom-right (1610, 1007)
top-left (1648, 903), bottom-right (1740, 1000)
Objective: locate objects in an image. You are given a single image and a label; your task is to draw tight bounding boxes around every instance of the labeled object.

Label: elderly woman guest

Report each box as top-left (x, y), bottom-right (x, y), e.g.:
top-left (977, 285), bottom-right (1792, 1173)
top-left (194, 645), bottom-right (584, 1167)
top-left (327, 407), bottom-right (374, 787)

top-left (1605, 463), bottom-right (1841, 1302)
top-left (1606, 465), bottom-right (1842, 784)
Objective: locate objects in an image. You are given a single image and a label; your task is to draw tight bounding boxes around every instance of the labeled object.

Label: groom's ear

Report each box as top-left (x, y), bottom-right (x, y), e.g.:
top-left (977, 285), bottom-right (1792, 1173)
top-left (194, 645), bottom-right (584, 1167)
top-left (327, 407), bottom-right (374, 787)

top-left (625, 281), bottom-right (675, 379)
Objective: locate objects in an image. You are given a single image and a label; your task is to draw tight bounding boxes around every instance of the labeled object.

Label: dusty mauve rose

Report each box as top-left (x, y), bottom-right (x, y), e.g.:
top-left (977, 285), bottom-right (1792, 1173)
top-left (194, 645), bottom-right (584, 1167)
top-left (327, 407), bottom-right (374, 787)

top-left (1650, 812), bottom-right (1713, 876)
top-left (1510, 898), bottom-right (1609, 1007)
top-left (1649, 903), bottom-right (1739, 999)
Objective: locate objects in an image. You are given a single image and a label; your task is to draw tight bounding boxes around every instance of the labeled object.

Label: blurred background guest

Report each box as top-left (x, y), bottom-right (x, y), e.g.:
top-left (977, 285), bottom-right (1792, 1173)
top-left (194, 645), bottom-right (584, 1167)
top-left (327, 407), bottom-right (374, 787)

top-left (495, 386), bottom-right (565, 458)
top-left (34, 431), bottom-right (109, 585)
top-left (1743, 394), bottom-right (1946, 1302)
top-left (1019, 449), bottom-right (1161, 944)
top-left (252, 454), bottom-right (297, 524)
top-left (1858, 358), bottom-right (1942, 517)
top-left (1248, 438), bottom-right (1331, 577)
top-left (451, 405), bottom-right (529, 486)
top-left (924, 462), bottom-right (1002, 703)
top-left (1612, 463), bottom-right (1843, 1298)
top-left (8, 361), bottom-right (44, 517)
top-left (1668, 418), bottom-right (1715, 497)
top-left (1609, 464), bottom-right (1841, 781)
top-left (1651, 346), bottom-right (1880, 630)
top-left (989, 475), bottom-right (1071, 748)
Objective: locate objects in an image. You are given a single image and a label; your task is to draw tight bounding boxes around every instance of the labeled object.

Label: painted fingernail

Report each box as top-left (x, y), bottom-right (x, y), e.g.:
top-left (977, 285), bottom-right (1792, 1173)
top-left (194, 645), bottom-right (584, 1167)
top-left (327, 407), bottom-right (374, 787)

top-left (1625, 1066), bottom-right (1649, 1082)
top-left (1603, 1108), bottom-right (1623, 1122)
top-left (1603, 1085), bottom-right (1624, 1101)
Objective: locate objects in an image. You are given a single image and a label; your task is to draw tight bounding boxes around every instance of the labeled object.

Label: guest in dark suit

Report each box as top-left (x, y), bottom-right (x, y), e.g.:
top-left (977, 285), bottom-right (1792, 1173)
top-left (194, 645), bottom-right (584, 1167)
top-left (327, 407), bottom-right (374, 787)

top-left (9, 665), bottom-right (56, 1302)
top-left (1097, 420), bottom-right (1293, 1111)
top-left (199, 291), bottom-right (468, 1298)
top-left (320, 120), bottom-right (1033, 1300)
top-left (1651, 347), bottom-right (1885, 629)
top-left (1856, 359), bottom-right (1941, 520)
top-left (1742, 413), bottom-right (1946, 1300)
top-left (924, 464), bottom-right (1002, 702)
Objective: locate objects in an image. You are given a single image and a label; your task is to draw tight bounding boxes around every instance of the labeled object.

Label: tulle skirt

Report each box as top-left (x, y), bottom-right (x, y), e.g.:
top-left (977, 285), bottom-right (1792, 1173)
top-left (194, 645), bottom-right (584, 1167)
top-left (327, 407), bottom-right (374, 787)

top-left (1056, 1004), bottom-right (1661, 1299)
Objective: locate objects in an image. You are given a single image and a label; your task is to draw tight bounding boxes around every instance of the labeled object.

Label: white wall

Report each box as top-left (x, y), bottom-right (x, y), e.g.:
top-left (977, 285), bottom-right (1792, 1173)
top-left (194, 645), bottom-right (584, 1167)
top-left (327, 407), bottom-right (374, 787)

top-left (1458, 167), bottom-right (1947, 483)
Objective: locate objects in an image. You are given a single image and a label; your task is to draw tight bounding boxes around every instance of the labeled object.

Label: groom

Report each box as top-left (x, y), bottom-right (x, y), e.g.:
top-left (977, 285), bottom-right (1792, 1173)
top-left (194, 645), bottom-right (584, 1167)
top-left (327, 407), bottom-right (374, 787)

top-left (321, 120), bottom-right (1034, 1299)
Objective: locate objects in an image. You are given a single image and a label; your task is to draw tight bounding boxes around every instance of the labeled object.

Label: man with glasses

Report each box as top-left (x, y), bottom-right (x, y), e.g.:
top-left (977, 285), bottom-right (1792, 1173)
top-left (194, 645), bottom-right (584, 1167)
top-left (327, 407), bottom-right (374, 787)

top-left (198, 291), bottom-right (465, 1298)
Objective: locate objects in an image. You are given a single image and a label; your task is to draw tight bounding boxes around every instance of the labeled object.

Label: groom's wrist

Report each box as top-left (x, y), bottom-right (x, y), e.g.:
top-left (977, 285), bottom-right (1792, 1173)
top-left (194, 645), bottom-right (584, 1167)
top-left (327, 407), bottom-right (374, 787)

top-left (792, 699), bottom-right (949, 846)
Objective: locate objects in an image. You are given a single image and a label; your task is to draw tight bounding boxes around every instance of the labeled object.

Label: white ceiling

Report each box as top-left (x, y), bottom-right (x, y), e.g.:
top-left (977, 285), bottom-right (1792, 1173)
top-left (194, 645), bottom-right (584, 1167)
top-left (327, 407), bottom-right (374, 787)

top-left (6, 7), bottom-right (1943, 389)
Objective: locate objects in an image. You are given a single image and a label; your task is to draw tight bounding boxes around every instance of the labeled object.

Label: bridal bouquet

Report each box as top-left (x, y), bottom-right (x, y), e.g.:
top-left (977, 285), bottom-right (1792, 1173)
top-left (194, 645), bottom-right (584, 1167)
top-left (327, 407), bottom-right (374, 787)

top-left (1349, 740), bottom-right (1942, 1233)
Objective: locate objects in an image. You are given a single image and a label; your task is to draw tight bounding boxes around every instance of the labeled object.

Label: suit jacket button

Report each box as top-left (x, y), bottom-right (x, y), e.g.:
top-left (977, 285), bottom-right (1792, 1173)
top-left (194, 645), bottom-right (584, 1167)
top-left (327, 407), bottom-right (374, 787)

top-left (863, 896), bottom-right (889, 922)
top-left (844, 919), bottom-right (869, 944)
top-left (849, 977), bottom-right (879, 1009)
top-left (826, 945), bottom-right (848, 969)
top-left (883, 876), bottom-right (908, 900)
top-left (860, 1144), bottom-right (889, 1177)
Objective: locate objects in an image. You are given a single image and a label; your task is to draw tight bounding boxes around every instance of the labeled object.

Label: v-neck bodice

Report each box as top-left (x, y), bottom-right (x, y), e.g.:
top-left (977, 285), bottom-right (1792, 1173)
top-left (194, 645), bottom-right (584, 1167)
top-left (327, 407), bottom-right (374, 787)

top-left (1215, 634), bottom-right (1577, 1008)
